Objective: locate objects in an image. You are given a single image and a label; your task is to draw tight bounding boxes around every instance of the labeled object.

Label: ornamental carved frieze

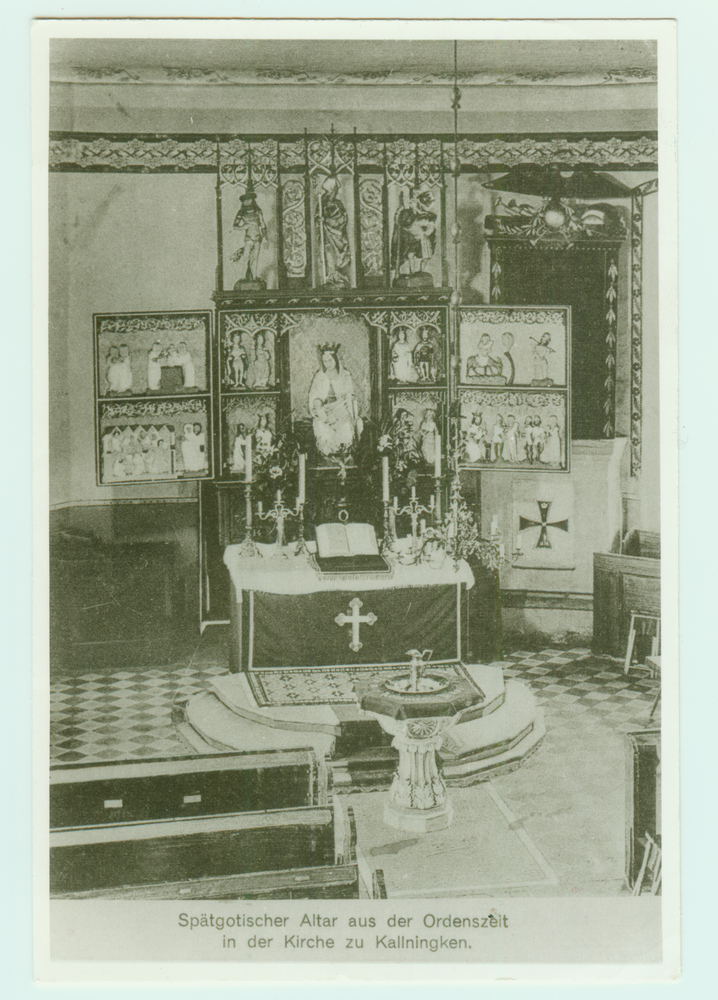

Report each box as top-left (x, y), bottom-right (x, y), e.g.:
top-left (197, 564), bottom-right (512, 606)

top-left (49, 136), bottom-right (218, 171)
top-left (457, 135), bottom-right (657, 170)
top-left (50, 133), bottom-right (658, 174)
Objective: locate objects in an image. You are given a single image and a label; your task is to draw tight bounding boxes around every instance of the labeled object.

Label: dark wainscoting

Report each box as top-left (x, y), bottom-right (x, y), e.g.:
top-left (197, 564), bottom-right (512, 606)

top-left (50, 501), bottom-right (200, 673)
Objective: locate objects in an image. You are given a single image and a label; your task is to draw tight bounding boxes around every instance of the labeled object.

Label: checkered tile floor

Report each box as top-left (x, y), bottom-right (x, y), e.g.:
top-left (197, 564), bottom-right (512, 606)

top-left (498, 648), bottom-right (660, 732)
top-left (50, 661), bottom-right (230, 764)
top-left (50, 641), bottom-right (659, 765)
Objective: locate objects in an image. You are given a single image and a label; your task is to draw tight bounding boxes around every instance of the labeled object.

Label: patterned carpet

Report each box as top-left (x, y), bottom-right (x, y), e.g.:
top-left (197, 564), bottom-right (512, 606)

top-left (247, 662), bottom-right (464, 707)
top-left (49, 642), bottom-right (659, 766)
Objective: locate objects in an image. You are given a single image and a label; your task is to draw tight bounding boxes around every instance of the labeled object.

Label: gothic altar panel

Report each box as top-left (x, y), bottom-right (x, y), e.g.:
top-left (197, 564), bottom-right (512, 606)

top-left (457, 306), bottom-right (570, 474)
top-left (93, 311), bottom-right (213, 485)
top-left (285, 309), bottom-right (376, 466)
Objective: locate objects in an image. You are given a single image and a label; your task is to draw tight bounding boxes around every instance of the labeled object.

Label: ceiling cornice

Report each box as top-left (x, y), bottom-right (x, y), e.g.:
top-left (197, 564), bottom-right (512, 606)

top-left (54, 66), bottom-right (658, 88)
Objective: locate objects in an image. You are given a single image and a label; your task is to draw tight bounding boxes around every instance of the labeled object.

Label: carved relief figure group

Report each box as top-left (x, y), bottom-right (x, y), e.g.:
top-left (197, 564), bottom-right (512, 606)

top-left (225, 331), bottom-right (273, 389)
top-left (104, 340), bottom-right (199, 396)
top-left (389, 325), bottom-right (441, 383)
top-left (101, 421), bottom-right (208, 480)
top-left (462, 409), bottom-right (563, 466)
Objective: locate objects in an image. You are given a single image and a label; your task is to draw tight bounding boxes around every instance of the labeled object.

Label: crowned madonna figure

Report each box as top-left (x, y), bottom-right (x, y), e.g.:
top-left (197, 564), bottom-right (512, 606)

top-left (308, 343), bottom-right (363, 460)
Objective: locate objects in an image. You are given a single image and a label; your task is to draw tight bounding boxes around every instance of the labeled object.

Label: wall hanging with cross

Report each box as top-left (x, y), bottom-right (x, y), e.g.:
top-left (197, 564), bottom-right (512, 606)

top-left (334, 597), bottom-right (377, 652)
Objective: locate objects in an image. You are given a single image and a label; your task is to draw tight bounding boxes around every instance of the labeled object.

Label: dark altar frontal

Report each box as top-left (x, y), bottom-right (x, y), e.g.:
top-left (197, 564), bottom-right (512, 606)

top-left (223, 544), bottom-right (475, 672)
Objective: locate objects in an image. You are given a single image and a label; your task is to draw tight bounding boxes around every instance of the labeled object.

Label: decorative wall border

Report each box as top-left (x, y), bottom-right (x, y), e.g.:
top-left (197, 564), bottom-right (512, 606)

top-left (630, 177), bottom-right (658, 476)
top-left (49, 132), bottom-right (658, 174)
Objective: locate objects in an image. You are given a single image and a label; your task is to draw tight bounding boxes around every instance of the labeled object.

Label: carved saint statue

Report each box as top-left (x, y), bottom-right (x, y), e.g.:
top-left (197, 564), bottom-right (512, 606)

top-left (316, 175), bottom-right (351, 287)
top-left (390, 327), bottom-right (419, 383)
top-left (181, 422), bottom-right (207, 473)
top-left (308, 343), bottom-right (362, 459)
top-left (412, 326), bottom-right (439, 382)
top-left (391, 188), bottom-right (437, 280)
top-left (107, 343), bottom-right (133, 395)
top-left (247, 331), bottom-right (272, 389)
top-left (231, 188), bottom-right (267, 286)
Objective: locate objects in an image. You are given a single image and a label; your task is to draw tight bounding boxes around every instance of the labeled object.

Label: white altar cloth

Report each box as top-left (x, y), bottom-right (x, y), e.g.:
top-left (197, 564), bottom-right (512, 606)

top-left (223, 542), bottom-right (474, 597)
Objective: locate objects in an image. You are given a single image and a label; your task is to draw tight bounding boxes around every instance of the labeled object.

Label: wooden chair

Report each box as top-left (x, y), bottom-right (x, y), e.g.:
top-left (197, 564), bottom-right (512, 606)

top-left (623, 575), bottom-right (661, 674)
top-left (645, 655), bottom-right (661, 720)
top-left (631, 831), bottom-right (662, 895)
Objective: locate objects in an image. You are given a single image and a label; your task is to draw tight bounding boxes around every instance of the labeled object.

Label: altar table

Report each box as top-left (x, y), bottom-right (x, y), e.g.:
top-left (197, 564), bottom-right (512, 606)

top-left (223, 544), bottom-right (475, 672)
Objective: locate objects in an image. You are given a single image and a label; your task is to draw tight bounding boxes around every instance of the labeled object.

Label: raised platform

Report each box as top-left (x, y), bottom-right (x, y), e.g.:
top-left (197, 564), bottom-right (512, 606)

top-left (182, 664), bottom-right (544, 789)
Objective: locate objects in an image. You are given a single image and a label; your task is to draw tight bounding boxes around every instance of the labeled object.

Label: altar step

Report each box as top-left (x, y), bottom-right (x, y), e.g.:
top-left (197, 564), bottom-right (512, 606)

top-left (182, 667), bottom-right (544, 789)
top-left (185, 692), bottom-right (336, 758)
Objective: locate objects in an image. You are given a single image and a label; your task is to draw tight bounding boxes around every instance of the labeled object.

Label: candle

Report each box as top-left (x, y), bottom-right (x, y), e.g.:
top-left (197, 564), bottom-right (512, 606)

top-left (420, 518), bottom-right (426, 536)
top-left (410, 485), bottom-right (417, 501)
top-left (435, 493), bottom-right (442, 521)
top-left (257, 501), bottom-right (263, 515)
top-left (298, 453), bottom-right (306, 505)
top-left (434, 434), bottom-right (442, 478)
top-left (381, 455), bottom-right (390, 502)
top-left (244, 434), bottom-right (253, 483)
top-left (393, 496), bottom-right (399, 511)
top-left (276, 489), bottom-right (282, 504)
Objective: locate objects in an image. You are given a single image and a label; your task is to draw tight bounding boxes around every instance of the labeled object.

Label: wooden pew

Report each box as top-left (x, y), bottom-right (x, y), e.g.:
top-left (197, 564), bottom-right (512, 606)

top-left (50, 799), bottom-right (384, 899)
top-left (50, 748), bottom-right (329, 829)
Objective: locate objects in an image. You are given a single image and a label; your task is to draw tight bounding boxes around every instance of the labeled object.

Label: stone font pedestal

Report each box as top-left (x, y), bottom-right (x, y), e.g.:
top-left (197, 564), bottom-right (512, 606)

top-left (383, 724), bottom-right (453, 833)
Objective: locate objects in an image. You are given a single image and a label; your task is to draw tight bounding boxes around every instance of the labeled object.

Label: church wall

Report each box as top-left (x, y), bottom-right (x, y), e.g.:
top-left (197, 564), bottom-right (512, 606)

top-left (480, 440), bottom-right (627, 632)
top-left (49, 78), bottom-right (656, 136)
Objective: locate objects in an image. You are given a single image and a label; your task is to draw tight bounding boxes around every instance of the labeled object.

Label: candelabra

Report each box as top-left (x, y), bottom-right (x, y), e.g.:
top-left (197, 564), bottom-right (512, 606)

top-left (235, 481), bottom-right (261, 559)
top-left (256, 492), bottom-right (304, 559)
top-left (393, 486), bottom-right (436, 558)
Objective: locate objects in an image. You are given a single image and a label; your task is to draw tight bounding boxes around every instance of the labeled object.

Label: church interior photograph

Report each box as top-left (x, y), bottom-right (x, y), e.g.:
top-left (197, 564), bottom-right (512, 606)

top-left (48, 36), bottom-right (662, 901)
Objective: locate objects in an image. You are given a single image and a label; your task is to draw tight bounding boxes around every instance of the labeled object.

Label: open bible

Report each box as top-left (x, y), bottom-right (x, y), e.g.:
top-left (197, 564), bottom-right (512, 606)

top-left (313, 522), bottom-right (390, 575)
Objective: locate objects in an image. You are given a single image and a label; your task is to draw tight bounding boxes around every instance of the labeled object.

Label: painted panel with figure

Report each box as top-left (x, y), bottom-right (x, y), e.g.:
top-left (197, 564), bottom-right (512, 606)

top-left (97, 398), bottom-right (212, 484)
top-left (220, 395), bottom-right (279, 480)
top-left (94, 311), bottom-right (211, 398)
top-left (459, 388), bottom-right (569, 472)
top-left (459, 307), bottom-right (569, 388)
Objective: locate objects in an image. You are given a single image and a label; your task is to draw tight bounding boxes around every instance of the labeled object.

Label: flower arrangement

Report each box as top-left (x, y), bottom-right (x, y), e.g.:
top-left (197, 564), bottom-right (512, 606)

top-left (421, 478), bottom-right (504, 571)
top-left (252, 429), bottom-right (299, 503)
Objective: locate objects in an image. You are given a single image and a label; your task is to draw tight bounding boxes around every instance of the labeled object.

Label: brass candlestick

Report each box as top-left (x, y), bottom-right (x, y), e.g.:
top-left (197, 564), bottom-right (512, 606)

top-left (236, 481), bottom-right (261, 559)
